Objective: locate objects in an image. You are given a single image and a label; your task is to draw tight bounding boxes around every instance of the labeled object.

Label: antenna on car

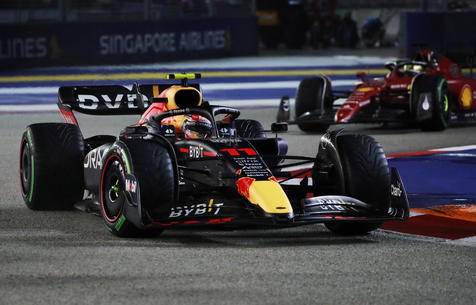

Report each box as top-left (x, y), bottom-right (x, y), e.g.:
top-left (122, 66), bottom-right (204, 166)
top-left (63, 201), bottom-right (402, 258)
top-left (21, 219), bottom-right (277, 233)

top-left (167, 73), bottom-right (202, 87)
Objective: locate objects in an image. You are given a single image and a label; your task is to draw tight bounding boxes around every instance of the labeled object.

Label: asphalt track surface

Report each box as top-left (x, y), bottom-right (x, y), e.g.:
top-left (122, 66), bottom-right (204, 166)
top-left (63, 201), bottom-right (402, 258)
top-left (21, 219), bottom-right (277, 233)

top-left (1, 111), bottom-right (475, 305)
top-left (1, 49), bottom-right (475, 304)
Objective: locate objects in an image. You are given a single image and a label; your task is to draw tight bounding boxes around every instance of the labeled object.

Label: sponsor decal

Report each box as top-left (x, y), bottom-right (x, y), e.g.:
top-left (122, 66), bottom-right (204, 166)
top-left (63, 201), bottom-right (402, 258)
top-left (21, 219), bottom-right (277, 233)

top-left (76, 94), bottom-right (150, 110)
top-left (84, 148), bottom-right (107, 169)
top-left (179, 146), bottom-right (216, 158)
top-left (233, 156), bottom-right (270, 178)
top-left (310, 204), bottom-right (360, 213)
top-left (125, 178), bottom-right (137, 193)
top-left (189, 145), bottom-right (204, 158)
top-left (459, 84), bottom-right (472, 108)
top-left (419, 94), bottom-right (431, 111)
top-left (391, 183), bottom-right (403, 197)
top-left (219, 127), bottom-right (233, 137)
top-left (0, 36), bottom-right (48, 59)
top-left (163, 126), bottom-right (175, 136)
top-left (209, 138), bottom-right (242, 144)
top-left (312, 198), bottom-right (344, 205)
top-left (169, 199), bottom-right (223, 218)
top-left (99, 30), bottom-right (228, 56)
top-left (390, 84), bottom-right (409, 90)
top-left (314, 204), bottom-right (346, 211)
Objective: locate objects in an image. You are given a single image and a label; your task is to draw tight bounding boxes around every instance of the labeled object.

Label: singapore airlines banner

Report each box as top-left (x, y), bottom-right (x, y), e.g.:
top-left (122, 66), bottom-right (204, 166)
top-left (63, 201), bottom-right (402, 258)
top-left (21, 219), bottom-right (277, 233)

top-left (0, 17), bottom-right (258, 68)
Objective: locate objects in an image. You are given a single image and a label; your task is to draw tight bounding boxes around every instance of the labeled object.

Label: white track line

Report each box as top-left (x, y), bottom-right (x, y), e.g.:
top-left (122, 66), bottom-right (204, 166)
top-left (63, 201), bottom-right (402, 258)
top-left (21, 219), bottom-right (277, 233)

top-left (0, 80), bottom-right (357, 95)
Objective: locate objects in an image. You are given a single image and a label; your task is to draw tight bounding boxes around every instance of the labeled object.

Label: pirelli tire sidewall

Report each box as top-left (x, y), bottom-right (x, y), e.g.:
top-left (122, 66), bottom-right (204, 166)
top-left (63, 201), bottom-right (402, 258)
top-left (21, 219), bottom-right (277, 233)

top-left (324, 134), bottom-right (390, 235)
top-left (99, 138), bottom-right (176, 237)
top-left (99, 140), bottom-right (138, 236)
top-left (19, 123), bottom-right (85, 210)
top-left (411, 75), bottom-right (450, 131)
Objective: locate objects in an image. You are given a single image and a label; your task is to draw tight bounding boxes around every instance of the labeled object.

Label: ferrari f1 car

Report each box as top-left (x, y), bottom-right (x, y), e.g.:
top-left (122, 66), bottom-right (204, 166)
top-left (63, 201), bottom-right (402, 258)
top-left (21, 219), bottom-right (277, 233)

top-left (19, 73), bottom-right (409, 237)
top-left (282, 50), bottom-right (476, 132)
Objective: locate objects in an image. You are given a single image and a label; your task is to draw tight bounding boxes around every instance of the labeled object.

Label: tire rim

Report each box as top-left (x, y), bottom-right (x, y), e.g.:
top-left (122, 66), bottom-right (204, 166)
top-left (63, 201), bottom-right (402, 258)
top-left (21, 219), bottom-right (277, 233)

top-left (439, 81), bottom-right (450, 120)
top-left (20, 139), bottom-right (31, 197)
top-left (101, 157), bottom-right (125, 222)
top-left (442, 93), bottom-right (449, 114)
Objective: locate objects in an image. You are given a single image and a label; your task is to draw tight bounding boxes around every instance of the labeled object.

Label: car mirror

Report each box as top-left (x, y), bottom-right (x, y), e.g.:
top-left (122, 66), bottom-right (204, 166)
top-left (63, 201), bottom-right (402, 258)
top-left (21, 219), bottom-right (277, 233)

top-left (271, 122), bottom-right (288, 133)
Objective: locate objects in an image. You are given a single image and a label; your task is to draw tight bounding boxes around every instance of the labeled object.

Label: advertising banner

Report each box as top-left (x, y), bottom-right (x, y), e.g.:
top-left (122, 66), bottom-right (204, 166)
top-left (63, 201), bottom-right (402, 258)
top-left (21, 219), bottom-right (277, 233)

top-left (0, 17), bottom-right (258, 68)
top-left (401, 12), bottom-right (476, 64)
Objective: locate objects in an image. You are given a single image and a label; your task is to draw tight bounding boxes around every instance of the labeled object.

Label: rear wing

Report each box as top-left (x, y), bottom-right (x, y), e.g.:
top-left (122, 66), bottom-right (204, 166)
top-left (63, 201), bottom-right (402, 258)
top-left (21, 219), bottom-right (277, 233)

top-left (57, 83), bottom-right (200, 125)
top-left (58, 83), bottom-right (201, 115)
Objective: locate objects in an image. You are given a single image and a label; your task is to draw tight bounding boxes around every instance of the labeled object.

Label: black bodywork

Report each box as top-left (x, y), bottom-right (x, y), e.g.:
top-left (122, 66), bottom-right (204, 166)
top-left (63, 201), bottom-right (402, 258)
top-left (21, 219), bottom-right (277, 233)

top-left (57, 81), bottom-right (409, 232)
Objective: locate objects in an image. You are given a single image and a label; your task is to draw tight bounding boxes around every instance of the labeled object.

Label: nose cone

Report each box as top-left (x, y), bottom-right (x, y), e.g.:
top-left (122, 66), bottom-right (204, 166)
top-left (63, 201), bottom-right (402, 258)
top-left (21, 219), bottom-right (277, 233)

top-left (236, 177), bottom-right (293, 215)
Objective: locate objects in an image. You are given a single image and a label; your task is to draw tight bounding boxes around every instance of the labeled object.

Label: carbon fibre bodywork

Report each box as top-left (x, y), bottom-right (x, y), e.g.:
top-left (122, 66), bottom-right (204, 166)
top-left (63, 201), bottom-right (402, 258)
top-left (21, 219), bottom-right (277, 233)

top-left (30, 74), bottom-right (409, 235)
top-left (286, 51), bottom-right (476, 130)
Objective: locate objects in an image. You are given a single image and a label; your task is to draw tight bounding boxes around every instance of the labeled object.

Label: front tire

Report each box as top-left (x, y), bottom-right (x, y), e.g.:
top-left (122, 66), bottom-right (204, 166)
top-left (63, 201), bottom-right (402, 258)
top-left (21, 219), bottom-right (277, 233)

top-left (100, 139), bottom-right (176, 237)
top-left (325, 134), bottom-right (390, 235)
top-left (20, 123), bottom-right (85, 210)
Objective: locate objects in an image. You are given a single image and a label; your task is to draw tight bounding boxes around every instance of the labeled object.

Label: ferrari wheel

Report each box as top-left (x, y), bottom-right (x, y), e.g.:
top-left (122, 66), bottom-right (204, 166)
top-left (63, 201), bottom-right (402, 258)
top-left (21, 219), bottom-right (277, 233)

top-left (412, 75), bottom-right (450, 131)
top-left (325, 134), bottom-right (390, 235)
top-left (20, 123), bottom-right (84, 210)
top-left (295, 77), bottom-right (332, 133)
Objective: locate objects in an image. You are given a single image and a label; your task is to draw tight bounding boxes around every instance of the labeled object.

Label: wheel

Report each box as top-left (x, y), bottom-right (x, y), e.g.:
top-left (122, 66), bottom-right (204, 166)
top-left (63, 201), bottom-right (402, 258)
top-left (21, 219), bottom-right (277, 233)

top-left (19, 123), bottom-right (84, 210)
top-left (295, 77), bottom-right (332, 132)
top-left (234, 119), bottom-right (266, 138)
top-left (412, 75), bottom-right (450, 131)
top-left (100, 139), bottom-right (176, 237)
top-left (325, 134), bottom-right (390, 235)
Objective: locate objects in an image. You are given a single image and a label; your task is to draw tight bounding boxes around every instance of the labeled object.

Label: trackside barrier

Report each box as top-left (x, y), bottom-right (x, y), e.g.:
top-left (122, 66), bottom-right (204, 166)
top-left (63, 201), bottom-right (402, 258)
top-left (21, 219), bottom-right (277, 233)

top-left (400, 11), bottom-right (476, 64)
top-left (0, 17), bottom-right (258, 69)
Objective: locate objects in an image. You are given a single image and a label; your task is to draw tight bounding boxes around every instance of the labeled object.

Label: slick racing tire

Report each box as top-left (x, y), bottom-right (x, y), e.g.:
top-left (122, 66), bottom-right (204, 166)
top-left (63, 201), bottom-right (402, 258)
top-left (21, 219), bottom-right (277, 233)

top-left (295, 76), bottom-right (332, 132)
top-left (19, 123), bottom-right (85, 210)
top-left (325, 134), bottom-right (390, 235)
top-left (100, 139), bottom-right (176, 237)
top-left (234, 119), bottom-right (266, 138)
top-left (412, 75), bottom-right (450, 131)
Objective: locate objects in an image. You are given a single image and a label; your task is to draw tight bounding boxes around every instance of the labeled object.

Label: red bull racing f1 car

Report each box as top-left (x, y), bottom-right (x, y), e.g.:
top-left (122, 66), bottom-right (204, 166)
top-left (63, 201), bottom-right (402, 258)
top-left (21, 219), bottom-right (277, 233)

top-left (282, 50), bottom-right (476, 132)
top-left (20, 73), bottom-right (409, 237)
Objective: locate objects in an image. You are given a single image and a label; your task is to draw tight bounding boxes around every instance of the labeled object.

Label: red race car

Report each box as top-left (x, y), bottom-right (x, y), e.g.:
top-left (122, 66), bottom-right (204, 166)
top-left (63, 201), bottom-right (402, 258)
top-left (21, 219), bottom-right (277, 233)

top-left (282, 50), bottom-right (476, 132)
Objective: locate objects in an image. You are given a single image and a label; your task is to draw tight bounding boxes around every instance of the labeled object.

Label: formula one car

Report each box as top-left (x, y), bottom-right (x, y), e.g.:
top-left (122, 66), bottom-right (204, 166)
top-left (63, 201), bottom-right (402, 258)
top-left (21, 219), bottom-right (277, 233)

top-left (19, 73), bottom-right (409, 237)
top-left (282, 50), bottom-right (476, 132)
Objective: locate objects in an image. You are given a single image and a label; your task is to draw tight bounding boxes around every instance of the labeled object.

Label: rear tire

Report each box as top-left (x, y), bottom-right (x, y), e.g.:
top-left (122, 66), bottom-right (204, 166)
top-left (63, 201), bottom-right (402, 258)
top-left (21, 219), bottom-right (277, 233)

top-left (100, 139), bottom-right (176, 237)
top-left (234, 119), bottom-right (266, 138)
top-left (325, 134), bottom-right (390, 235)
top-left (412, 75), bottom-right (450, 131)
top-left (295, 77), bottom-right (332, 132)
top-left (19, 123), bottom-right (85, 210)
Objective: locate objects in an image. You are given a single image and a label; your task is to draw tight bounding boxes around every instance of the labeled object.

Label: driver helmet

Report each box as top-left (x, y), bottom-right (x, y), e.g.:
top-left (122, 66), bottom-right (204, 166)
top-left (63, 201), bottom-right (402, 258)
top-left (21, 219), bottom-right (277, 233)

top-left (182, 115), bottom-right (212, 139)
